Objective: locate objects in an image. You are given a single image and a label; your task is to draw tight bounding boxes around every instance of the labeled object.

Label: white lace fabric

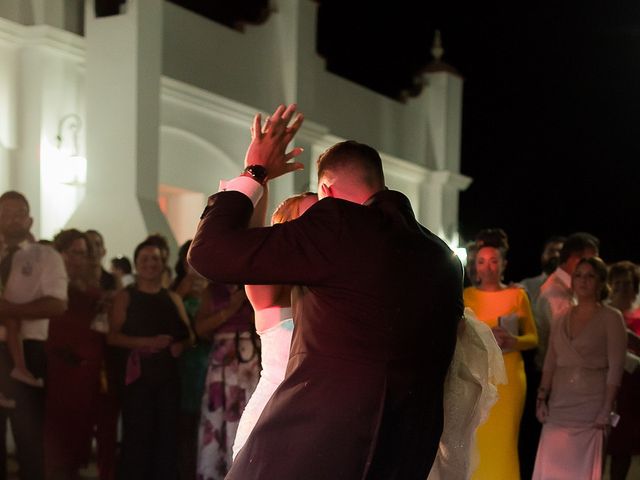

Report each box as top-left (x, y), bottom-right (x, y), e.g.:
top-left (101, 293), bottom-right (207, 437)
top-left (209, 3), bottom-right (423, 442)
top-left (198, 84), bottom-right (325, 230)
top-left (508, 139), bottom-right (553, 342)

top-left (428, 308), bottom-right (507, 480)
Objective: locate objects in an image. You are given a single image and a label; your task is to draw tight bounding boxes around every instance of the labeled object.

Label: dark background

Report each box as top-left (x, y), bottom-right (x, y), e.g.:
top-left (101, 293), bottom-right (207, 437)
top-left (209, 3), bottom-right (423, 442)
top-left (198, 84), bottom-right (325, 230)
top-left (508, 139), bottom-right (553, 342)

top-left (316, 1), bottom-right (640, 282)
top-left (170, 0), bottom-right (640, 281)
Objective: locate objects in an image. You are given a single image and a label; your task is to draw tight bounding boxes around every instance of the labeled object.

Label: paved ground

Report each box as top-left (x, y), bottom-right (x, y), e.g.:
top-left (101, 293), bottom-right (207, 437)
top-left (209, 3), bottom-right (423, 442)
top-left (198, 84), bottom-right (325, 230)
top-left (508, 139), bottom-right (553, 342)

top-left (6, 453), bottom-right (640, 478)
top-left (7, 456), bottom-right (98, 479)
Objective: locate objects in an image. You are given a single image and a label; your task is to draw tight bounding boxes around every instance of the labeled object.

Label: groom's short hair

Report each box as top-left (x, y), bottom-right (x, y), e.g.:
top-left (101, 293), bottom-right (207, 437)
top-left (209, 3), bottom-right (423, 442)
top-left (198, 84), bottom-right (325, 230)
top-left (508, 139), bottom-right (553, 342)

top-left (317, 140), bottom-right (385, 189)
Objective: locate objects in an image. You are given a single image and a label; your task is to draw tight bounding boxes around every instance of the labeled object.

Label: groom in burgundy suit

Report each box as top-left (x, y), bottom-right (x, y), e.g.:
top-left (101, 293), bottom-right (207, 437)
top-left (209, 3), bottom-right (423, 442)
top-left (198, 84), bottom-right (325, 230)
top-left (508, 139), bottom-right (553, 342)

top-left (189, 105), bottom-right (464, 479)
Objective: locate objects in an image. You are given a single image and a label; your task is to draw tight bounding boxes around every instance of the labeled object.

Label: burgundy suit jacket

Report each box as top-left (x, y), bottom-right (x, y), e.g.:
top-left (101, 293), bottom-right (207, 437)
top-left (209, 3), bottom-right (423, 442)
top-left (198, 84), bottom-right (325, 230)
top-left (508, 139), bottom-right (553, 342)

top-left (189, 189), bottom-right (464, 480)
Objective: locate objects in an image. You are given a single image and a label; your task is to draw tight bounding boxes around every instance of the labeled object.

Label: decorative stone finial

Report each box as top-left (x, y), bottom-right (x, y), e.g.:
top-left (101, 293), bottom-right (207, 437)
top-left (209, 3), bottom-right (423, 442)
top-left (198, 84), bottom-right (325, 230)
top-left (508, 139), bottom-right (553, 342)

top-left (423, 29), bottom-right (461, 77)
top-left (431, 30), bottom-right (444, 63)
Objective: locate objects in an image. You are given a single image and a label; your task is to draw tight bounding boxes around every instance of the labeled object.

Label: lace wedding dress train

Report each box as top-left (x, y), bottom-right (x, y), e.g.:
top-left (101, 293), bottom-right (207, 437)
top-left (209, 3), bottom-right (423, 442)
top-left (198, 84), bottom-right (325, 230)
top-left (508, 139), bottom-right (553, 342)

top-left (428, 308), bottom-right (507, 480)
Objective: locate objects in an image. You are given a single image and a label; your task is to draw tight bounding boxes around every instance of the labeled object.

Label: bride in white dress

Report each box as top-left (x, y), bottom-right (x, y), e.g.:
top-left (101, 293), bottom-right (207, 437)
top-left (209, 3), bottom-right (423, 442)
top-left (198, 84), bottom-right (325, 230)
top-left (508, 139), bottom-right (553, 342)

top-left (232, 191), bottom-right (318, 459)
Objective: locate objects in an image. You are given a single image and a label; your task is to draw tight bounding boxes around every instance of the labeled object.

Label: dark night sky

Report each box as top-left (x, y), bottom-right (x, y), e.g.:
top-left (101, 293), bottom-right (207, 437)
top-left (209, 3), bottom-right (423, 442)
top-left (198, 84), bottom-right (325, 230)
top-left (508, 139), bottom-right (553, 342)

top-left (317, 1), bottom-right (640, 281)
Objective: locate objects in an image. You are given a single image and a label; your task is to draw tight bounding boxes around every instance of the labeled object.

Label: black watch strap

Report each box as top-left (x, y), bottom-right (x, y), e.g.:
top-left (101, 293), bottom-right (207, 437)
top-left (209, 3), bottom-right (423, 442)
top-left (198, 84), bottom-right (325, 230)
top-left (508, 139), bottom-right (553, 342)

top-left (242, 165), bottom-right (268, 185)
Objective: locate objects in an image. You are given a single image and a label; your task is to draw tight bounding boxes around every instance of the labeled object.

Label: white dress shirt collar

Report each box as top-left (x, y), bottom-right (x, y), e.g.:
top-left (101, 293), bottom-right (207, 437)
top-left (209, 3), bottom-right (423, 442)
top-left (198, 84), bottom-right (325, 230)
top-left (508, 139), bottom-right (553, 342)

top-left (554, 267), bottom-right (572, 290)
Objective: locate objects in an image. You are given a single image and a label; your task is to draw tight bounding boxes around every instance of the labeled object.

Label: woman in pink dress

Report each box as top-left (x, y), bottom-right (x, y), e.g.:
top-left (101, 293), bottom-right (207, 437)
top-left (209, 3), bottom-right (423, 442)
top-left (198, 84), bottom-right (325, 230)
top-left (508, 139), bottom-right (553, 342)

top-left (533, 257), bottom-right (627, 480)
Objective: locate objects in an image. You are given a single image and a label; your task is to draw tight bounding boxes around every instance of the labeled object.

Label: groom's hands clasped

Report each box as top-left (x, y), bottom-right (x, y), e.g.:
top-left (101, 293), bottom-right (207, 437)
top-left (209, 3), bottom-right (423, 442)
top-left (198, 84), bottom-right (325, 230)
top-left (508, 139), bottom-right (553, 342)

top-left (244, 104), bottom-right (305, 181)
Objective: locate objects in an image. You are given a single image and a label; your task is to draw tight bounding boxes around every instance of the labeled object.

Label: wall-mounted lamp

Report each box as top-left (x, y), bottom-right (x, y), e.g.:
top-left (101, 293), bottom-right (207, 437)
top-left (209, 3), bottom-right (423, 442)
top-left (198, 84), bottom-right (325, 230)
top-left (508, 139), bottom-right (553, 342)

top-left (56, 113), bottom-right (82, 157)
top-left (40, 113), bottom-right (87, 239)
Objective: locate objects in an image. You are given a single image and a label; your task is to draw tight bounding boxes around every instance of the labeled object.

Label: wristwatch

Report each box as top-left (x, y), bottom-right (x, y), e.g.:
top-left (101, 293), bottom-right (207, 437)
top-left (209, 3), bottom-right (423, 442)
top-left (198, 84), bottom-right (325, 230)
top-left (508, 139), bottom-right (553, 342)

top-left (242, 165), bottom-right (268, 185)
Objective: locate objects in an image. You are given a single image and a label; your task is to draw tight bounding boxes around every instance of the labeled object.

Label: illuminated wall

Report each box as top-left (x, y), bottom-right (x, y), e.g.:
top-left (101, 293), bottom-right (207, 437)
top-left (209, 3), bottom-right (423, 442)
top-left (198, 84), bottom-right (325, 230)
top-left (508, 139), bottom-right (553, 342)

top-left (0, 0), bottom-right (471, 260)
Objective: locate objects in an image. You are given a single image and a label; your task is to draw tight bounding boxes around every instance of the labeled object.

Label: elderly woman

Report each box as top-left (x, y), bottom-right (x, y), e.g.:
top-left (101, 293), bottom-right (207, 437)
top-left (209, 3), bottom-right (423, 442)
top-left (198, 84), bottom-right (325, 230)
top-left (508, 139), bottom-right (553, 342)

top-left (463, 229), bottom-right (538, 480)
top-left (533, 257), bottom-right (627, 480)
top-left (108, 238), bottom-right (192, 479)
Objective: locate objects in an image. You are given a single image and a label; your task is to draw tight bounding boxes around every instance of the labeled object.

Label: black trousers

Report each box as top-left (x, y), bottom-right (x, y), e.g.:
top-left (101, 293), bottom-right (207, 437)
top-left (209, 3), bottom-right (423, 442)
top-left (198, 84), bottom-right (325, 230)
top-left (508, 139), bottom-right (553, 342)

top-left (118, 374), bottom-right (180, 480)
top-left (0, 340), bottom-right (46, 480)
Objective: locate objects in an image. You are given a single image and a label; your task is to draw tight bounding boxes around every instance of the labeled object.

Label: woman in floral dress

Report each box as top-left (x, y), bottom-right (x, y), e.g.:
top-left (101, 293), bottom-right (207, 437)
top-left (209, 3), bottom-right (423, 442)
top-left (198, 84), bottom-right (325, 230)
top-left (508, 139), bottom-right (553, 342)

top-left (195, 282), bottom-right (259, 479)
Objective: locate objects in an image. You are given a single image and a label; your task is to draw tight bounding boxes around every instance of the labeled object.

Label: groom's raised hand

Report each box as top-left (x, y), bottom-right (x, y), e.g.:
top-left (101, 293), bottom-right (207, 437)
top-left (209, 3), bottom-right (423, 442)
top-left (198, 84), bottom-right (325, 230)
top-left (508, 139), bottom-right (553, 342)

top-left (244, 104), bottom-right (305, 181)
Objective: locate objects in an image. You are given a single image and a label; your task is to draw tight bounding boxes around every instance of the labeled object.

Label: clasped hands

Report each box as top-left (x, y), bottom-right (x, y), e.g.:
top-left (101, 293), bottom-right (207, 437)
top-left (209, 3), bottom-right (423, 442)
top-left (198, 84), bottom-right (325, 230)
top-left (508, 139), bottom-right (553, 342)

top-left (244, 104), bottom-right (305, 182)
top-left (146, 334), bottom-right (183, 357)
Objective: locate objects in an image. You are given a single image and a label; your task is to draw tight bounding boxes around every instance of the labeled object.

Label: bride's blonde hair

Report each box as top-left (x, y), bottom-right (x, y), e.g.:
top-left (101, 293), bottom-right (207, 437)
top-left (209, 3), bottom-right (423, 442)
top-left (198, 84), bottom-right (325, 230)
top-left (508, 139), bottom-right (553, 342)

top-left (271, 192), bottom-right (317, 225)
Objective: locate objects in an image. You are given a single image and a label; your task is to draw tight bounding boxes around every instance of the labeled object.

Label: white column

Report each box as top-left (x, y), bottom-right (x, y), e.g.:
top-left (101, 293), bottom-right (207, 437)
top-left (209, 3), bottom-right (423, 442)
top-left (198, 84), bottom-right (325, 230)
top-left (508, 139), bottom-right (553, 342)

top-left (0, 146), bottom-right (10, 193)
top-left (423, 71), bottom-right (463, 173)
top-left (15, 43), bottom-right (47, 229)
top-left (0, 26), bottom-right (19, 193)
top-left (421, 170), bottom-right (472, 244)
top-left (68, 0), bottom-right (174, 260)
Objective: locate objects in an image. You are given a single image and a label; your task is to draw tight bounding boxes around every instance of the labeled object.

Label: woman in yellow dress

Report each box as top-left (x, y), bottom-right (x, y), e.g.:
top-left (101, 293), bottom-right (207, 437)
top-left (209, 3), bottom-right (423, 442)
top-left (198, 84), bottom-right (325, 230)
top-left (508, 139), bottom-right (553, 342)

top-left (464, 229), bottom-right (538, 480)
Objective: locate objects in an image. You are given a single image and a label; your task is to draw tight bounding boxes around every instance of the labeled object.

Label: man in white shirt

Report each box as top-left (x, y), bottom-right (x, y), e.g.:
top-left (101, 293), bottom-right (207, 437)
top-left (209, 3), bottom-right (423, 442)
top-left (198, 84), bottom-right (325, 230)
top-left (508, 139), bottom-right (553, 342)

top-left (535, 232), bottom-right (599, 369)
top-left (0, 191), bottom-right (67, 480)
top-left (519, 236), bottom-right (565, 307)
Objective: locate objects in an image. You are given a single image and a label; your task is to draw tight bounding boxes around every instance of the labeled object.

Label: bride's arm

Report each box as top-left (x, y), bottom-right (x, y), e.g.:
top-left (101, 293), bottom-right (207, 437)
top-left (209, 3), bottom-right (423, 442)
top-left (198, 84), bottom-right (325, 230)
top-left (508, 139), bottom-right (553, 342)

top-left (246, 183), bottom-right (290, 324)
top-left (246, 284), bottom-right (286, 311)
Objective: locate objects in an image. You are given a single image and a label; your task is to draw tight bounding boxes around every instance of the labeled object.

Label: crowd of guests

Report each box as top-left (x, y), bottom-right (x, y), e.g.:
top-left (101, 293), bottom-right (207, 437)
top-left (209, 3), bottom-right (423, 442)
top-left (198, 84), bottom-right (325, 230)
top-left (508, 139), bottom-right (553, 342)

top-left (0, 190), bottom-right (254, 480)
top-left (463, 229), bottom-right (639, 480)
top-left (1, 187), bottom-right (639, 480)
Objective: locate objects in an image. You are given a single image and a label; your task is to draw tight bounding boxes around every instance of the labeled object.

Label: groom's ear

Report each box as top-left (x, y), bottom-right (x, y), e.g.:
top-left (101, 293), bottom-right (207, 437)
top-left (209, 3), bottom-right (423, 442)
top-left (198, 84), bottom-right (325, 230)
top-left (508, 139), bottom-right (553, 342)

top-left (320, 183), bottom-right (334, 198)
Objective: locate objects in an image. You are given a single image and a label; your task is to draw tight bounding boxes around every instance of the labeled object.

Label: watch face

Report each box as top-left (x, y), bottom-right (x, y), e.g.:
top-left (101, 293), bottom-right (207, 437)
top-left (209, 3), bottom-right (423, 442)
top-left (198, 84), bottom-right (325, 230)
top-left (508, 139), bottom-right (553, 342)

top-left (244, 165), bottom-right (268, 184)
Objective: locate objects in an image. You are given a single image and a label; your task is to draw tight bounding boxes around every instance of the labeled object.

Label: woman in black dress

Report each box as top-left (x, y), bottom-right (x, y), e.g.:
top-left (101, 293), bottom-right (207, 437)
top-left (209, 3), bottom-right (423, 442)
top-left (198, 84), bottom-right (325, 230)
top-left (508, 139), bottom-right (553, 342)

top-left (108, 238), bottom-right (192, 479)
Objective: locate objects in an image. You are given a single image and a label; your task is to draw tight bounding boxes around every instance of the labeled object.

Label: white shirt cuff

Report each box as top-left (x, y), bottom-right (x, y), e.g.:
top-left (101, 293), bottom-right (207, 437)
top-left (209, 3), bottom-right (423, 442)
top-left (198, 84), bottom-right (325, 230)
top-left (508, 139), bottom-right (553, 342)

top-left (219, 176), bottom-right (264, 207)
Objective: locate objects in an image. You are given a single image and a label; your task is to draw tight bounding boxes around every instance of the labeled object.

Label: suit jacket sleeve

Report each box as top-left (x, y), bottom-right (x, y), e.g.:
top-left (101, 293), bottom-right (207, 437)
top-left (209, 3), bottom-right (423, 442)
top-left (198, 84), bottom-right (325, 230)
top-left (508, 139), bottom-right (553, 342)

top-left (188, 191), bottom-right (341, 286)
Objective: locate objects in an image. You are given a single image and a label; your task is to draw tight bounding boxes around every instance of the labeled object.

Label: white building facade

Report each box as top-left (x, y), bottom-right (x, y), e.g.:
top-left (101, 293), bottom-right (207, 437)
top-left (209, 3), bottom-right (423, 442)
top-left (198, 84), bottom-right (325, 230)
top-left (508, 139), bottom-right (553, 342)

top-left (0, 0), bottom-right (471, 262)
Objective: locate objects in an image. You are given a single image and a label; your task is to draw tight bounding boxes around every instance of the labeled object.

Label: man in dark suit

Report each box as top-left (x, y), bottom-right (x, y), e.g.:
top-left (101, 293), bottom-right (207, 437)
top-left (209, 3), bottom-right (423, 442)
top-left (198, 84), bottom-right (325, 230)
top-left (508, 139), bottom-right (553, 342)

top-left (188, 105), bottom-right (463, 479)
